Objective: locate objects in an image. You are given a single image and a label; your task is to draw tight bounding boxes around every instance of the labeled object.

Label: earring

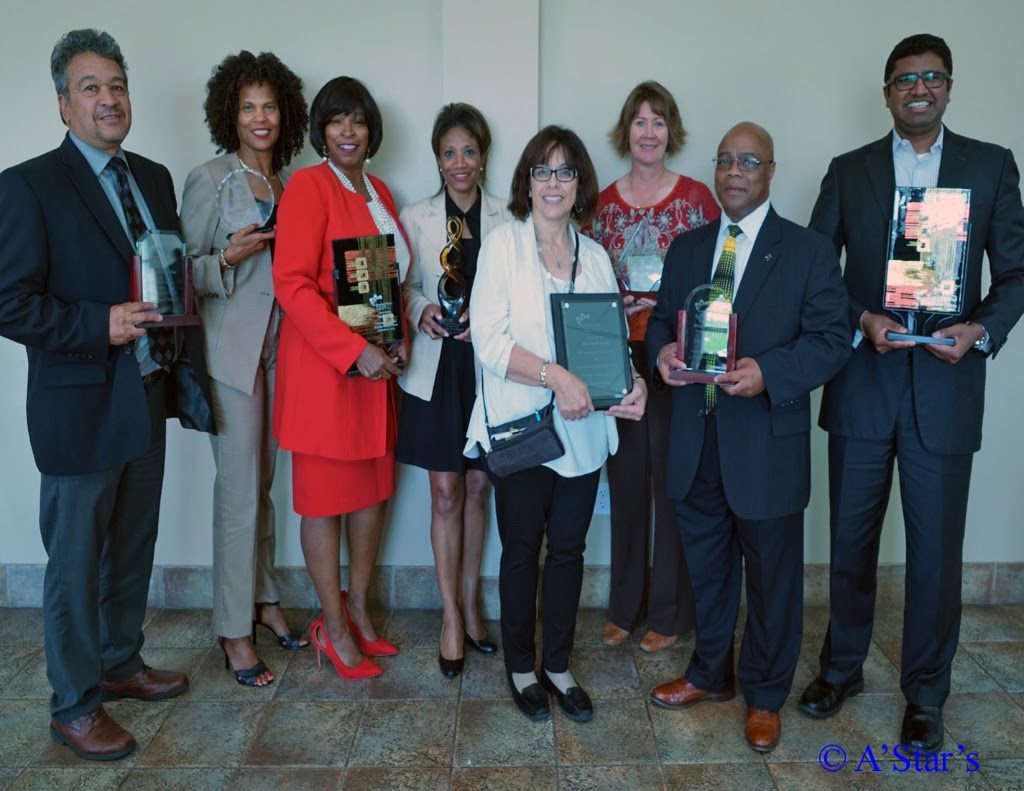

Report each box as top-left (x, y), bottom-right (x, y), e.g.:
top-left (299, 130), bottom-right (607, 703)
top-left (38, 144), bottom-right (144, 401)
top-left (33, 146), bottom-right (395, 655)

top-left (365, 156), bottom-right (371, 167)
top-left (321, 146), bottom-right (328, 159)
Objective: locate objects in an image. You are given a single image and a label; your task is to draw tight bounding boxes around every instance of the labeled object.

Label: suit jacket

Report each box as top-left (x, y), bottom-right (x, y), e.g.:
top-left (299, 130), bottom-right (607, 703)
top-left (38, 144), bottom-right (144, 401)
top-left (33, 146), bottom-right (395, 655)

top-left (398, 188), bottom-right (510, 400)
top-left (0, 133), bottom-right (213, 476)
top-left (181, 153), bottom-right (289, 395)
top-left (646, 207), bottom-right (851, 520)
top-left (814, 128), bottom-right (1024, 454)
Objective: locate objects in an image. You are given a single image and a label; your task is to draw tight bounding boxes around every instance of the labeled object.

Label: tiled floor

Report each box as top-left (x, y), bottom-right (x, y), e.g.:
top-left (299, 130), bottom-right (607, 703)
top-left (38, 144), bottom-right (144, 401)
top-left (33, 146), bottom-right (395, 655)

top-left (1, 604), bottom-right (1023, 789)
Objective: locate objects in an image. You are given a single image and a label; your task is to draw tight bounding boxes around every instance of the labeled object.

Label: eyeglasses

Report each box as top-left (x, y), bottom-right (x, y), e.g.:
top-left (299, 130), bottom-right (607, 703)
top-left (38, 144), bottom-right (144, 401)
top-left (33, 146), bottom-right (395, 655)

top-left (884, 71), bottom-right (951, 91)
top-left (530, 165), bottom-right (578, 182)
top-left (712, 155), bottom-right (773, 172)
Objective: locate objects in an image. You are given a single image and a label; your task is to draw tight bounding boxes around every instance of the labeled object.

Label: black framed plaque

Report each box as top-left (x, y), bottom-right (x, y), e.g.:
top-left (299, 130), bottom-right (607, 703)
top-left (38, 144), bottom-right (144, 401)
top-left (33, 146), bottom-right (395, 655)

top-left (129, 230), bottom-right (199, 327)
top-left (332, 234), bottom-right (404, 375)
top-left (669, 283), bottom-right (737, 383)
top-left (550, 292), bottom-right (631, 410)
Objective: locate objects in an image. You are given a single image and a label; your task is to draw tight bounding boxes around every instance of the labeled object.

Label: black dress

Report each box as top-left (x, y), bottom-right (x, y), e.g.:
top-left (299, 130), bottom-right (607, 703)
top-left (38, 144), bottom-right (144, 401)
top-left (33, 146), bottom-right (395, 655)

top-left (396, 191), bottom-right (486, 473)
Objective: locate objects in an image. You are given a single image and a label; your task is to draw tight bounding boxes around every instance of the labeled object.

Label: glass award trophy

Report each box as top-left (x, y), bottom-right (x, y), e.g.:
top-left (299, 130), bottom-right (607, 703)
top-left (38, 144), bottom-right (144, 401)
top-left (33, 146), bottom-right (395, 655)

top-left (614, 218), bottom-right (664, 297)
top-left (550, 292), bottom-right (631, 409)
top-left (669, 283), bottom-right (737, 382)
top-left (882, 187), bottom-right (970, 346)
top-left (129, 230), bottom-right (199, 326)
top-left (217, 163), bottom-right (275, 233)
top-left (436, 216), bottom-right (470, 335)
top-left (332, 234), bottom-right (404, 376)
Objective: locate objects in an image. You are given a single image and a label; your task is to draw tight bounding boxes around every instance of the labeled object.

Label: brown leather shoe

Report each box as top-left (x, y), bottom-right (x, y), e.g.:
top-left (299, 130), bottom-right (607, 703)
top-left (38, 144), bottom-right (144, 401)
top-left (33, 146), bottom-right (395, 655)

top-left (650, 677), bottom-right (735, 710)
top-left (745, 708), bottom-right (781, 752)
top-left (50, 706), bottom-right (136, 761)
top-left (640, 630), bottom-right (678, 653)
top-left (101, 665), bottom-right (189, 702)
top-left (602, 621), bottom-right (630, 646)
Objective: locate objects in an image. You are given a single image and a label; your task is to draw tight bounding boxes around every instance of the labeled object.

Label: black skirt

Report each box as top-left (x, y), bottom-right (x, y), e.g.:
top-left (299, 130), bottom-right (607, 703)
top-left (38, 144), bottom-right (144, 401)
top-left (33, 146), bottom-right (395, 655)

top-left (396, 336), bottom-right (486, 473)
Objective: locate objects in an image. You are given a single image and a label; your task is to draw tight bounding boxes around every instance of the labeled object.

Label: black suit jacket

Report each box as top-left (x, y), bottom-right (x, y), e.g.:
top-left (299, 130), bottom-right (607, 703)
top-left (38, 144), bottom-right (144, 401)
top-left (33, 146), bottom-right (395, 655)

top-left (0, 134), bottom-right (213, 475)
top-left (814, 128), bottom-right (1024, 454)
top-left (646, 208), bottom-right (851, 520)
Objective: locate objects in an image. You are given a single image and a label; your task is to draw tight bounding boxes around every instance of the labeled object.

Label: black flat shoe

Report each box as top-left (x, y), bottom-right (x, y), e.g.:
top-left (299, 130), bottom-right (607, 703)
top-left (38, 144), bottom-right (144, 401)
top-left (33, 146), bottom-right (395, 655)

top-left (465, 630), bottom-right (497, 654)
top-left (540, 672), bottom-right (593, 723)
top-left (218, 638), bottom-right (273, 687)
top-left (254, 602), bottom-right (309, 650)
top-left (507, 670), bottom-right (550, 721)
top-left (438, 654), bottom-right (464, 678)
top-left (798, 674), bottom-right (864, 719)
top-left (901, 704), bottom-right (943, 751)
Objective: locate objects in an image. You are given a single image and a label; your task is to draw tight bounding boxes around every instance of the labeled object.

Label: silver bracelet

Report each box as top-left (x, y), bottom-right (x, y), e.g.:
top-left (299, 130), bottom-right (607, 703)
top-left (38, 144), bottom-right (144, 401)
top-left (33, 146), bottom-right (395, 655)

top-left (539, 360), bottom-right (551, 388)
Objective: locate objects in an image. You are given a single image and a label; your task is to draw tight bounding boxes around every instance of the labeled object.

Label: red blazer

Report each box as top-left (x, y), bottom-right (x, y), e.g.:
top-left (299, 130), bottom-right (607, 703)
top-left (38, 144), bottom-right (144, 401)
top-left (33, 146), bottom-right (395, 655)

top-left (272, 162), bottom-right (405, 460)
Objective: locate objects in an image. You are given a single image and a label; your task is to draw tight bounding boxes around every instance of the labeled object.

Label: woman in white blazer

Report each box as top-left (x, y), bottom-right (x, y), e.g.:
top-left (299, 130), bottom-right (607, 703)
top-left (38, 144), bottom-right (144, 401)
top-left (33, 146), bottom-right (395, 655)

top-left (396, 104), bottom-right (510, 678)
top-left (181, 51), bottom-right (309, 687)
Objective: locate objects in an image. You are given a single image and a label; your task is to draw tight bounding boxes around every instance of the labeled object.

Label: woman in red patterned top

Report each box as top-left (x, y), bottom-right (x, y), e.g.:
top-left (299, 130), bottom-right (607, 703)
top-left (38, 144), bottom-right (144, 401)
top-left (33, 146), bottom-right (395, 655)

top-left (584, 81), bottom-right (720, 653)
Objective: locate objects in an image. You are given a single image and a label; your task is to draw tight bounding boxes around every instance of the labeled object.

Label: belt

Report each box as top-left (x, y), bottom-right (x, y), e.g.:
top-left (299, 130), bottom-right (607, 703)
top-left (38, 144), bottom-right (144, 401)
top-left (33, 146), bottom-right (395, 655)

top-left (142, 370), bottom-right (165, 387)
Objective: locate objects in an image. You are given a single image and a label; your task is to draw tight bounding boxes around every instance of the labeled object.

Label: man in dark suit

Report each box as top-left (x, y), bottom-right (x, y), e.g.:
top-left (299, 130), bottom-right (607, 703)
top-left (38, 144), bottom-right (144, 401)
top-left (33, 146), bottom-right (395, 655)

top-left (0, 29), bottom-right (212, 760)
top-left (798, 33), bottom-right (1024, 750)
top-left (646, 122), bottom-right (850, 752)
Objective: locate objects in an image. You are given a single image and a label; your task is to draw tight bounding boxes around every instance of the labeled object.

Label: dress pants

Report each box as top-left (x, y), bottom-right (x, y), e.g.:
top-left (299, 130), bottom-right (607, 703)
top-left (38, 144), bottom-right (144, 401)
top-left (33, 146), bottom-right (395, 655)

top-left (39, 375), bottom-right (166, 722)
top-left (490, 464), bottom-right (601, 674)
top-left (209, 316), bottom-right (281, 638)
top-left (676, 416), bottom-right (804, 711)
top-left (606, 343), bottom-right (695, 634)
top-left (820, 375), bottom-right (972, 706)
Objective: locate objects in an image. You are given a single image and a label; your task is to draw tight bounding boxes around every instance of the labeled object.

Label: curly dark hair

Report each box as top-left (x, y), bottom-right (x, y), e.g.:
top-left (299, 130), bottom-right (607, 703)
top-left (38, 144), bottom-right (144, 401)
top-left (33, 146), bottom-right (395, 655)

top-left (203, 51), bottom-right (308, 174)
top-left (508, 126), bottom-right (600, 227)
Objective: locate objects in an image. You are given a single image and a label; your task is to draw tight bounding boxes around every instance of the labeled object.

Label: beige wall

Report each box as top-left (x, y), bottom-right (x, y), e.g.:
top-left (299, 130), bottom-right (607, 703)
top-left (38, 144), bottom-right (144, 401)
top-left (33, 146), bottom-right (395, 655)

top-left (1, 0), bottom-right (1022, 571)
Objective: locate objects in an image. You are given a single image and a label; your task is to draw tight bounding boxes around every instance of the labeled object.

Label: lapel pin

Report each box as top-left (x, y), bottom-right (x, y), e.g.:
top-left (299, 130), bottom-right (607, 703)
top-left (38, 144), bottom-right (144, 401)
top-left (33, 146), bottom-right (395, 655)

top-left (764, 253), bottom-right (773, 262)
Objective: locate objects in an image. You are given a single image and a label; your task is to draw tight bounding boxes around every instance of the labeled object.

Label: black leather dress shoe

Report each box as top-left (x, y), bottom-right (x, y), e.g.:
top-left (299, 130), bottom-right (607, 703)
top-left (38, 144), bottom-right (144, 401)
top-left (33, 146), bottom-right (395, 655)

top-left (901, 704), bottom-right (943, 751)
top-left (798, 674), bottom-right (864, 719)
top-left (507, 671), bottom-right (550, 721)
top-left (438, 653), bottom-right (464, 678)
top-left (540, 673), bottom-right (593, 723)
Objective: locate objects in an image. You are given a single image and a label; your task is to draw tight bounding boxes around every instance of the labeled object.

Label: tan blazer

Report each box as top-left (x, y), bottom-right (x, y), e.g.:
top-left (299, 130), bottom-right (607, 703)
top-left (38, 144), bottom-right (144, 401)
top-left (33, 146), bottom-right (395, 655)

top-left (181, 153), bottom-right (289, 395)
top-left (399, 188), bottom-right (510, 400)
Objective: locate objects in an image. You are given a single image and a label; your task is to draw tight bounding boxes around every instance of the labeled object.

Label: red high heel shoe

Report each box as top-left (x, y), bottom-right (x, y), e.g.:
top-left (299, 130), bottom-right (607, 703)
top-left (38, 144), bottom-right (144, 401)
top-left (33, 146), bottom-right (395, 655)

top-left (341, 591), bottom-right (398, 657)
top-left (309, 616), bottom-right (382, 680)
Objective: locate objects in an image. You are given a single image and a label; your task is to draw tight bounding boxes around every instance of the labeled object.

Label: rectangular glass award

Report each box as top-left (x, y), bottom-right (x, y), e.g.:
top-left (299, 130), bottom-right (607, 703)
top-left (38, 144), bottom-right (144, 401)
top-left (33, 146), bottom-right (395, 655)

top-left (614, 219), bottom-right (664, 298)
top-left (332, 234), bottom-right (404, 369)
top-left (129, 229), bottom-right (199, 327)
top-left (550, 292), bottom-right (631, 409)
top-left (669, 284), bottom-right (738, 383)
top-left (882, 187), bottom-right (970, 345)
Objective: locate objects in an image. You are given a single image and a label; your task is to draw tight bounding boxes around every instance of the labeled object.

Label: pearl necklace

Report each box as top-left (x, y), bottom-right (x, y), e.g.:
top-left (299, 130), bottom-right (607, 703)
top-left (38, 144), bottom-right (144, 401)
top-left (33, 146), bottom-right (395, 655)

top-left (325, 158), bottom-right (398, 237)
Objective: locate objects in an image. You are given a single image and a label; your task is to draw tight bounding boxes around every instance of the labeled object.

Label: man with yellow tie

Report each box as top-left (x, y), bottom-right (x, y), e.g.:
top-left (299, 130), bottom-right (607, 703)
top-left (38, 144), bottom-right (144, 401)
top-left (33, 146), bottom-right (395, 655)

top-left (645, 122), bottom-right (850, 752)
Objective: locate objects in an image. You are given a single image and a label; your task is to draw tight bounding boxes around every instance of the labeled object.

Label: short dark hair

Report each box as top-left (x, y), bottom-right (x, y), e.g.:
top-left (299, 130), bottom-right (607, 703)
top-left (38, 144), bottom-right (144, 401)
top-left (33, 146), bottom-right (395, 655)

top-left (508, 126), bottom-right (599, 226)
top-left (309, 76), bottom-right (383, 159)
top-left (202, 51), bottom-right (308, 173)
top-left (608, 81), bottom-right (686, 157)
top-left (51, 29), bottom-right (126, 98)
top-left (430, 102), bottom-right (492, 189)
top-left (884, 33), bottom-right (952, 83)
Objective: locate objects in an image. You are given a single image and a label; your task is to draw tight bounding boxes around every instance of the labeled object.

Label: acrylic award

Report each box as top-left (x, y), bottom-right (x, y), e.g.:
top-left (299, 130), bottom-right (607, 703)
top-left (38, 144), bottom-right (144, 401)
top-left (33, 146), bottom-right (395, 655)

top-left (129, 229), bottom-right (199, 327)
top-left (669, 283), bottom-right (737, 383)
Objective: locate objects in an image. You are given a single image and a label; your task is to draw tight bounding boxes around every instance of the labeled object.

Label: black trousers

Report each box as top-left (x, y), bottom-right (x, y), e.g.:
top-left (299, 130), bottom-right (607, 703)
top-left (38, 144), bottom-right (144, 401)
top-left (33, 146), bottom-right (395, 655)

top-left (676, 416), bottom-right (804, 711)
top-left (606, 343), bottom-right (696, 634)
top-left (820, 381), bottom-right (972, 706)
top-left (39, 377), bottom-right (166, 722)
top-left (490, 464), bottom-right (601, 674)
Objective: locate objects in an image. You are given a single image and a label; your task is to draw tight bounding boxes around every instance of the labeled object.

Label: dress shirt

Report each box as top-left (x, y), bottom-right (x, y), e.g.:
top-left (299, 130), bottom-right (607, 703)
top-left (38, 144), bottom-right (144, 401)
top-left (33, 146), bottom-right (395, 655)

top-left (892, 124), bottom-right (943, 189)
top-left (710, 199), bottom-right (771, 287)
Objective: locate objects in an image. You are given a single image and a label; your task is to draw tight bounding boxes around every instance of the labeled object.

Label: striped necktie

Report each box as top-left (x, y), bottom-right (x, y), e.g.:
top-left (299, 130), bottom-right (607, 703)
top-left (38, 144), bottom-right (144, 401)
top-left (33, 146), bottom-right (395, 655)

top-left (106, 157), bottom-right (175, 370)
top-left (704, 224), bottom-right (741, 413)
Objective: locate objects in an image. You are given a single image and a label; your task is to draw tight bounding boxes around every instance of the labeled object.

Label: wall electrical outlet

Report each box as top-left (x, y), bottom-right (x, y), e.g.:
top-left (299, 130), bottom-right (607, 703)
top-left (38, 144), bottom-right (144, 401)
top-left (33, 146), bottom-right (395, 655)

top-left (593, 482), bottom-right (611, 515)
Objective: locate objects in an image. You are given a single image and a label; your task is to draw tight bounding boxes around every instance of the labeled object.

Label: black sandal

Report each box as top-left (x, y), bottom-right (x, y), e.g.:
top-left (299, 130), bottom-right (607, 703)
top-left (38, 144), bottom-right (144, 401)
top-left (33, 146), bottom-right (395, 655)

top-left (218, 638), bottom-right (273, 687)
top-left (254, 602), bottom-right (309, 650)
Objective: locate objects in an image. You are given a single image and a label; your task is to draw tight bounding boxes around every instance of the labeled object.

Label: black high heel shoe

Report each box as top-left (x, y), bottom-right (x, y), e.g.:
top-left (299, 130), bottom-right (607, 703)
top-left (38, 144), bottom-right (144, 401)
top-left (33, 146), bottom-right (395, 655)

top-left (464, 630), bottom-right (497, 654)
top-left (218, 637), bottom-right (273, 687)
top-left (254, 602), bottom-right (309, 650)
top-left (438, 623), bottom-right (464, 678)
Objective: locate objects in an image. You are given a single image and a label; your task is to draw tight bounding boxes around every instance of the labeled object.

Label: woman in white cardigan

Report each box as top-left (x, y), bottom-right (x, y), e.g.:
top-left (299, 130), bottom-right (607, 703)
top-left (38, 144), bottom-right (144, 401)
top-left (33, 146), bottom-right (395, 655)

top-left (465, 127), bottom-right (647, 722)
top-left (396, 104), bottom-right (510, 678)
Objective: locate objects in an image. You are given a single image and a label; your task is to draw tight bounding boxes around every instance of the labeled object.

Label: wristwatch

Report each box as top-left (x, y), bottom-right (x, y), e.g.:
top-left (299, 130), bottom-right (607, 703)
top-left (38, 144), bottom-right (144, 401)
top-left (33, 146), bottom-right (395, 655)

top-left (967, 321), bottom-right (989, 350)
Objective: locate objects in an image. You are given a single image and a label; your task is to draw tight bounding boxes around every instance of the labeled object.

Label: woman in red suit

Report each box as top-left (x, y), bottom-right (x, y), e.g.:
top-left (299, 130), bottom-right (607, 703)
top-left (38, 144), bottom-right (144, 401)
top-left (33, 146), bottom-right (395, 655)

top-left (273, 76), bottom-right (408, 679)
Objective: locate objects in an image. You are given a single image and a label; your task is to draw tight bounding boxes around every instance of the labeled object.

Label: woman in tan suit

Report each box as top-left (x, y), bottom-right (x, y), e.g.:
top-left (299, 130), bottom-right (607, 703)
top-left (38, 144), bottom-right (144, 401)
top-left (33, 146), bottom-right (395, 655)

top-left (397, 104), bottom-right (510, 677)
top-left (181, 51), bottom-right (309, 686)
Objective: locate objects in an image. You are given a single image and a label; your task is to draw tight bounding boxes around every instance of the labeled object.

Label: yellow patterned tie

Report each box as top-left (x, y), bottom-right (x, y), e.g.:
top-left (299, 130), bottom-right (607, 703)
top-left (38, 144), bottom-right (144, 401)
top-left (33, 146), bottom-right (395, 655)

top-left (703, 225), bottom-right (741, 413)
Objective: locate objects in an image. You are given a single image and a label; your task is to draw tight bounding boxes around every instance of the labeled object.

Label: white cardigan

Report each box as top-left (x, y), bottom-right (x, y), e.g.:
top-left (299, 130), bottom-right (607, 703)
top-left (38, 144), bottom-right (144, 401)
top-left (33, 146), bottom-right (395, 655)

top-left (464, 216), bottom-right (619, 477)
top-left (398, 189), bottom-right (510, 400)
